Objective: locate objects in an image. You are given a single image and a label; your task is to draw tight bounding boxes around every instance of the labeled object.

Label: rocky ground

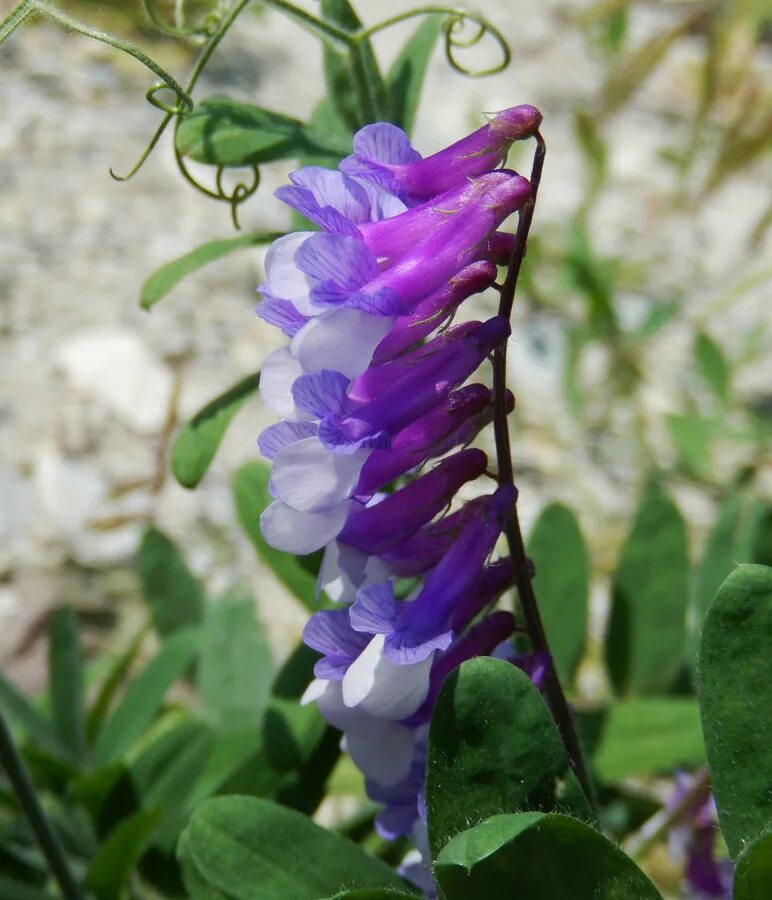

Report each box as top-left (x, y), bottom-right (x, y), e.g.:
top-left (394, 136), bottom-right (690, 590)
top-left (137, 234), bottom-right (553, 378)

top-left (0, 0), bottom-right (770, 691)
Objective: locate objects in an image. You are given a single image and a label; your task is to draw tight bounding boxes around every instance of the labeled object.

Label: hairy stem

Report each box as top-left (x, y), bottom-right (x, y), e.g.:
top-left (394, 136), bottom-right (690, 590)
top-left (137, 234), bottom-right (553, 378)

top-left (0, 708), bottom-right (84, 900)
top-left (492, 133), bottom-right (596, 807)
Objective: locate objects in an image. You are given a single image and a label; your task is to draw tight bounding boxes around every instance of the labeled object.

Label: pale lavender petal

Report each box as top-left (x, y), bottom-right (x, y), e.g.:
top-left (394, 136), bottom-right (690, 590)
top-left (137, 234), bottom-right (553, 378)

top-left (271, 437), bottom-right (368, 512)
top-left (259, 347), bottom-right (305, 418)
top-left (258, 231), bottom-right (315, 314)
top-left (289, 167), bottom-right (374, 223)
top-left (350, 582), bottom-right (401, 634)
top-left (345, 721), bottom-right (415, 787)
top-left (303, 608), bottom-right (369, 660)
top-left (291, 309), bottom-right (393, 379)
top-left (260, 499), bottom-right (349, 554)
top-left (258, 420), bottom-right (318, 460)
top-left (291, 369), bottom-right (351, 418)
top-left (275, 184), bottom-right (360, 235)
top-left (353, 123), bottom-right (422, 166)
top-left (342, 634), bottom-right (433, 720)
top-left (296, 233), bottom-right (379, 297)
top-left (255, 299), bottom-right (309, 337)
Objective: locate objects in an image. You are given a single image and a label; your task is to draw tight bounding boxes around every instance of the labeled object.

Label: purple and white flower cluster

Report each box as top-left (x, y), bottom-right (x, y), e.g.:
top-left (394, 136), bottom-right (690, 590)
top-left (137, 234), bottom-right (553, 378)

top-left (256, 105), bottom-right (541, 884)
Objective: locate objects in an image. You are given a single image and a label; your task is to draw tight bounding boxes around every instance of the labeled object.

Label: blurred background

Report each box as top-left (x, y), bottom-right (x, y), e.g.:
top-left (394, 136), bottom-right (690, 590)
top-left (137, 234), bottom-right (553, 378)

top-left (1, 0), bottom-right (770, 673)
top-left (0, 1), bottom-right (771, 895)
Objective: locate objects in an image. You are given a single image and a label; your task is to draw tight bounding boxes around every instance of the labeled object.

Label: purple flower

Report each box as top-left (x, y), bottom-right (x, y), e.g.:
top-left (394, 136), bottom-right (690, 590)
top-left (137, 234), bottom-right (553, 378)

top-left (341, 106), bottom-right (542, 201)
top-left (255, 103), bottom-right (543, 878)
top-left (667, 772), bottom-right (733, 899)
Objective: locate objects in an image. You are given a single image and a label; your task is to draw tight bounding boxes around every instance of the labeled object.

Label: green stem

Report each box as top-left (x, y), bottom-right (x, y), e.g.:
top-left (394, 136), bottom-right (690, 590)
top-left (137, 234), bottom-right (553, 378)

top-left (0, 0), bottom-right (34, 43)
top-left (0, 707), bottom-right (84, 900)
top-left (260, 0), bottom-right (351, 52)
top-left (32, 2), bottom-right (193, 110)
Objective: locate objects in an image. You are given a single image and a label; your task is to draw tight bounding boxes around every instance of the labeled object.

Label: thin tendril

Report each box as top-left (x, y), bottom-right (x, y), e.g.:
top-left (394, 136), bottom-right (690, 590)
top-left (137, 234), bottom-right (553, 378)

top-left (358, 6), bottom-right (510, 77)
top-left (114, 0), bottom-right (255, 181)
top-left (173, 136), bottom-right (259, 229)
top-left (110, 111), bottom-right (172, 181)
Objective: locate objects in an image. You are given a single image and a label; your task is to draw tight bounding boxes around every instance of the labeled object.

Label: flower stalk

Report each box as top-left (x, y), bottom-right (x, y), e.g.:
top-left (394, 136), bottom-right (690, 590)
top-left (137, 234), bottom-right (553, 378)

top-left (492, 132), bottom-right (596, 807)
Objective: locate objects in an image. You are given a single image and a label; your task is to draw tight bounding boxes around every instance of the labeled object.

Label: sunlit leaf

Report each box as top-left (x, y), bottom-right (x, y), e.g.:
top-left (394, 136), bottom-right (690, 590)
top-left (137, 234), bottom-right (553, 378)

top-left (426, 657), bottom-right (592, 860)
top-left (435, 812), bottom-right (661, 898)
top-left (172, 371), bottom-right (260, 489)
top-left (527, 503), bottom-right (589, 684)
top-left (179, 796), bottom-right (406, 898)
top-left (176, 96), bottom-right (347, 167)
top-left (141, 233), bottom-right (280, 310)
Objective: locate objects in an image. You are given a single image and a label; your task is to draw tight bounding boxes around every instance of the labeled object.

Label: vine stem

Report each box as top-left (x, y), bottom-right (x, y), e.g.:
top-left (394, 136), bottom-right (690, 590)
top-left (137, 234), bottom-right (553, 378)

top-left (492, 132), bottom-right (596, 808)
top-left (0, 708), bottom-right (84, 900)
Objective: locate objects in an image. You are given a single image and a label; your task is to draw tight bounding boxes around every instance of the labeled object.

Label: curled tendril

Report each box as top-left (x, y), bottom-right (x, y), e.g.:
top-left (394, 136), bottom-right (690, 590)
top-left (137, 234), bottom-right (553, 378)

top-left (442, 12), bottom-right (510, 77)
top-left (359, 7), bottom-right (510, 78)
top-left (174, 141), bottom-right (260, 229)
top-left (146, 83), bottom-right (189, 115)
top-left (141, 0), bottom-right (219, 40)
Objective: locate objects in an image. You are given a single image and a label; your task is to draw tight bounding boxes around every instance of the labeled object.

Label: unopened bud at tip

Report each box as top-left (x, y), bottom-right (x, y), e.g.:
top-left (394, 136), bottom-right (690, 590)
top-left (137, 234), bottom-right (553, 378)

top-left (489, 104), bottom-right (542, 141)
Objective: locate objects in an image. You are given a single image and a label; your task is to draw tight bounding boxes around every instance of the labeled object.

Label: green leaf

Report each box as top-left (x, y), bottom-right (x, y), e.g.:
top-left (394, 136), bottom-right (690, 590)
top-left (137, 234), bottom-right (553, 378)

top-left (386, 15), bottom-right (442, 134)
top-left (746, 502), bottom-right (772, 567)
top-left (0, 878), bottom-right (56, 900)
top-left (426, 657), bottom-right (592, 860)
top-left (564, 221), bottom-right (618, 339)
top-left (179, 796), bottom-right (407, 899)
top-left (697, 564), bottom-right (772, 859)
top-left (86, 627), bottom-right (147, 744)
top-left (141, 233), bottom-right (280, 310)
top-left (47, 606), bottom-right (85, 763)
top-left (694, 331), bottom-right (731, 405)
top-left (0, 672), bottom-right (67, 762)
top-left (131, 719), bottom-right (213, 848)
top-left (527, 503), bottom-right (589, 683)
top-left (172, 372), bottom-right (260, 489)
top-left (733, 830), bottom-right (772, 900)
top-left (233, 462), bottom-right (320, 611)
top-left (263, 643), bottom-right (339, 814)
top-left (85, 808), bottom-right (161, 900)
top-left (92, 628), bottom-right (199, 766)
top-left (137, 527), bottom-right (205, 639)
top-left (198, 591), bottom-right (272, 733)
top-left (626, 300), bottom-right (679, 343)
top-left (176, 96), bottom-right (346, 167)
top-left (606, 479), bottom-right (690, 695)
top-left (667, 412), bottom-right (717, 480)
top-left (327, 892), bottom-right (417, 899)
top-left (590, 698), bottom-right (704, 782)
top-left (320, 0), bottom-right (389, 129)
top-left (573, 109), bottom-right (607, 197)
top-left (435, 812), bottom-right (661, 899)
